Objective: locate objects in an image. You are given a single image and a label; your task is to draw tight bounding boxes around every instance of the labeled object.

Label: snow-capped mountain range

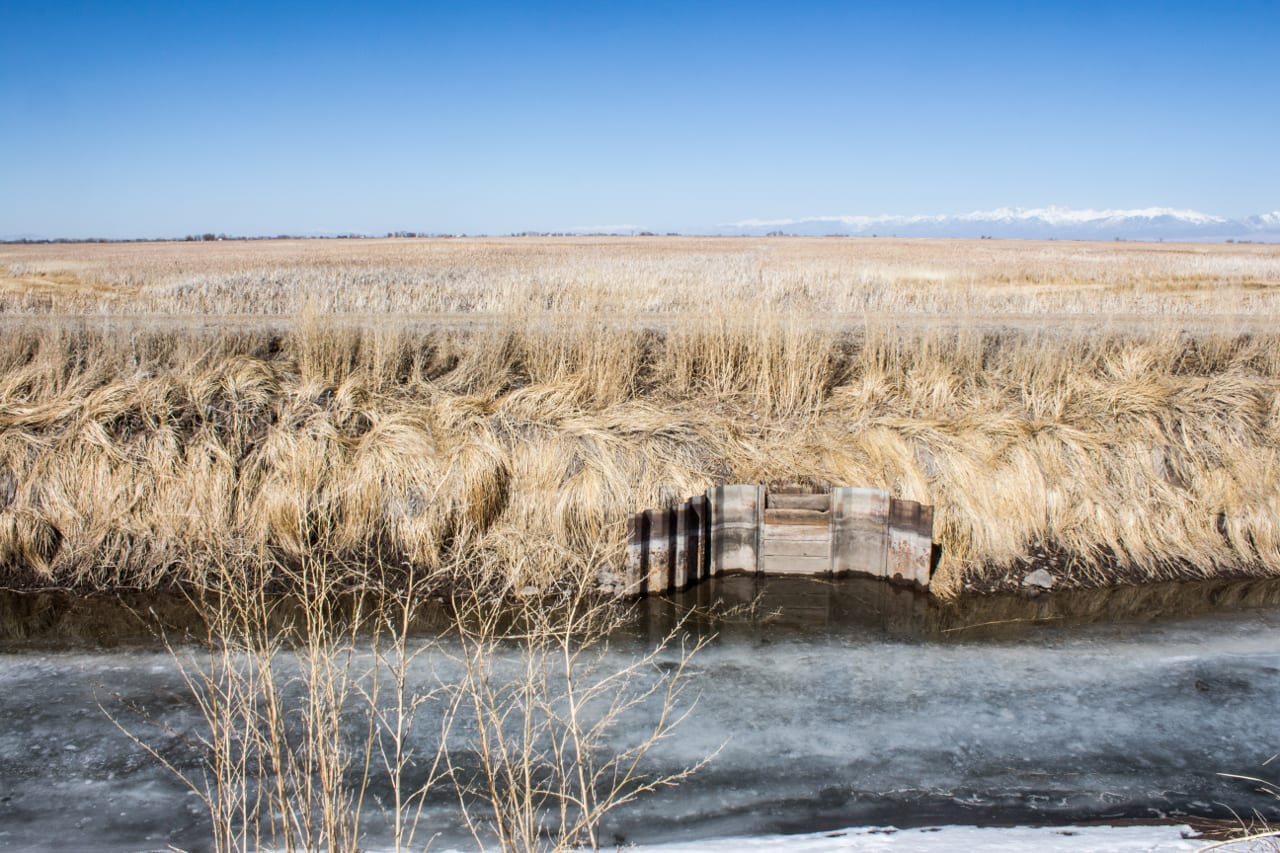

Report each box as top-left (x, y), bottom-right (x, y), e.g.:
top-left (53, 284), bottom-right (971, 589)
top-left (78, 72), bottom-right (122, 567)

top-left (6, 208), bottom-right (1276, 243)
top-left (576, 207), bottom-right (1280, 242)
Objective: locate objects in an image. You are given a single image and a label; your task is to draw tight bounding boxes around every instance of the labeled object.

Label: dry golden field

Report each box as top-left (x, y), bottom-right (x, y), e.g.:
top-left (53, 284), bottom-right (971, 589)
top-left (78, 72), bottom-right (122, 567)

top-left (2, 236), bottom-right (1280, 597)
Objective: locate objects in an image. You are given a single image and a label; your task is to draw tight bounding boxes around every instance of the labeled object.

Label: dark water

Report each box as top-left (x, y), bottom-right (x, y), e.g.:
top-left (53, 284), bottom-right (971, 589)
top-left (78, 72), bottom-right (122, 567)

top-left (7, 574), bottom-right (1280, 650)
top-left (1, 577), bottom-right (1278, 851)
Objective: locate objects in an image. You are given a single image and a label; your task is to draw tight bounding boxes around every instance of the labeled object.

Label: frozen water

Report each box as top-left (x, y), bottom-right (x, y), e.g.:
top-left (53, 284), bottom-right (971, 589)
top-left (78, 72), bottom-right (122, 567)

top-left (590, 605), bottom-right (1280, 846)
top-left (0, 583), bottom-right (1278, 851)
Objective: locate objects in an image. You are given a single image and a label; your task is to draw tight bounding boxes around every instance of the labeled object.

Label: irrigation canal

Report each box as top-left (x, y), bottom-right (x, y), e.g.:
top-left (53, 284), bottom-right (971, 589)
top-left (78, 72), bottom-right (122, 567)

top-left (1, 576), bottom-right (1278, 851)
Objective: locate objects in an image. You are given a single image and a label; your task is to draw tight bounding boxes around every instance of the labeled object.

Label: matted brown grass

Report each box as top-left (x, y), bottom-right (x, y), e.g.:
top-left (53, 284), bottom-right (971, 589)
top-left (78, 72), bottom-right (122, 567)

top-left (1, 236), bottom-right (1279, 597)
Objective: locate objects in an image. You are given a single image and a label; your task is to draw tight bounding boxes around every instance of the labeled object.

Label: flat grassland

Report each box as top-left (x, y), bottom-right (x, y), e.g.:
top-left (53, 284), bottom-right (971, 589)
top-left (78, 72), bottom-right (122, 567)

top-left (2, 236), bottom-right (1279, 597)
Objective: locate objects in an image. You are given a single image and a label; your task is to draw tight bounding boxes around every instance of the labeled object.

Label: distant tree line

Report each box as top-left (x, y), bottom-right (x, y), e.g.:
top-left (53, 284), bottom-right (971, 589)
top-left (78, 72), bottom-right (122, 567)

top-left (508, 231), bottom-right (683, 237)
top-left (2, 232), bottom-right (461, 245)
top-left (16, 231), bottom-right (1258, 246)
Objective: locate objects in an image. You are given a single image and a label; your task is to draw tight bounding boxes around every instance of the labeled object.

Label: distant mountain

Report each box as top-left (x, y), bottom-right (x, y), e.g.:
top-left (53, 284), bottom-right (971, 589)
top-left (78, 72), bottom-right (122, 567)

top-left (706, 207), bottom-right (1280, 241)
top-left (10, 208), bottom-right (1279, 244)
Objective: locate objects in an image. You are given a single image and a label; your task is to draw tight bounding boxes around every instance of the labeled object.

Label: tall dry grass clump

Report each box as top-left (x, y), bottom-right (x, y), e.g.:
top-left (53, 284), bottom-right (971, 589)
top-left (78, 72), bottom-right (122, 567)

top-left (2, 237), bottom-right (1280, 597)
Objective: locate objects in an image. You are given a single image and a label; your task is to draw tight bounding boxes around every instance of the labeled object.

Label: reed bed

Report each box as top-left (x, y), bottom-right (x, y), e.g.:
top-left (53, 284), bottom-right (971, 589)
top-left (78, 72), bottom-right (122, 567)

top-left (1, 237), bottom-right (1279, 597)
top-left (6, 236), bottom-right (1280, 321)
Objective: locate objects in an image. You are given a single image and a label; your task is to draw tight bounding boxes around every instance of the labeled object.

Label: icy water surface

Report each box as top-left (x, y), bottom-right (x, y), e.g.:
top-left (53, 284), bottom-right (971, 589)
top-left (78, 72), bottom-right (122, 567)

top-left (1, 578), bottom-right (1278, 851)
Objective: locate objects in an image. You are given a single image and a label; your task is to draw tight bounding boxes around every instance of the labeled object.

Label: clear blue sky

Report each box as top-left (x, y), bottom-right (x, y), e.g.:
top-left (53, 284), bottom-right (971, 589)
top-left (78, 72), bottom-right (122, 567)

top-left (2, 1), bottom-right (1277, 238)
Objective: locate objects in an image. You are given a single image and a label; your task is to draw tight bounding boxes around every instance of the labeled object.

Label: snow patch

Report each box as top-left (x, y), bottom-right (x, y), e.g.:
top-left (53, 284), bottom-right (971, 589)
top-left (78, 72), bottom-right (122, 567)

top-left (627, 823), bottom-right (1227, 853)
top-left (389, 824), bottom-right (1241, 853)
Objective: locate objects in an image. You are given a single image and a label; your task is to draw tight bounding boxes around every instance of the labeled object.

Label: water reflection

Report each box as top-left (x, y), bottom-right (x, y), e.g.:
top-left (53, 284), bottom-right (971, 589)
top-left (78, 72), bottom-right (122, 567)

top-left (5, 574), bottom-right (1280, 650)
top-left (637, 573), bottom-right (1280, 643)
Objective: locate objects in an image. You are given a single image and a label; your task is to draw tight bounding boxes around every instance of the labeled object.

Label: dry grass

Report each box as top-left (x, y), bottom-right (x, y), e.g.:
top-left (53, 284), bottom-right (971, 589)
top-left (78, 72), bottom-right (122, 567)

top-left (5, 235), bottom-right (1280, 321)
top-left (2, 236), bottom-right (1279, 597)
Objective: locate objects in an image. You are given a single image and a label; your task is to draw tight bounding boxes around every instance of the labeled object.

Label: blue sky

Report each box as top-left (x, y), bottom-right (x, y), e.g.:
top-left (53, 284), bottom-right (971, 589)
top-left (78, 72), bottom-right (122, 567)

top-left (2, 1), bottom-right (1277, 238)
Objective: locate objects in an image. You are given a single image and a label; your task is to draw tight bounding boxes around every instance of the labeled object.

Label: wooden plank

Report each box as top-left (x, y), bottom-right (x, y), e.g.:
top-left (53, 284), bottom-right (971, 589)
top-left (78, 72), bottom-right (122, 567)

top-left (767, 493), bottom-right (831, 511)
top-left (763, 508), bottom-right (828, 526)
top-left (761, 554), bottom-right (831, 575)
top-left (762, 524), bottom-right (830, 543)
top-left (761, 538), bottom-right (830, 558)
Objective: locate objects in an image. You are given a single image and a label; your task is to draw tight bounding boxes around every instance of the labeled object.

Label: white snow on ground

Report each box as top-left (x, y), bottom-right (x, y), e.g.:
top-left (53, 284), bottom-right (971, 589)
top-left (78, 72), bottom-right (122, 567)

top-left (624, 824), bottom-right (1244, 853)
top-left (385, 824), bottom-right (1265, 853)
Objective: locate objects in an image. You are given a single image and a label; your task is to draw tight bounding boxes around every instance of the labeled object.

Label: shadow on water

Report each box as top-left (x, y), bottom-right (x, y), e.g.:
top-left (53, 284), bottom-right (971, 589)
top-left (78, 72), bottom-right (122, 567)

top-left (631, 572), bottom-right (1280, 644)
top-left (5, 573), bottom-right (1280, 650)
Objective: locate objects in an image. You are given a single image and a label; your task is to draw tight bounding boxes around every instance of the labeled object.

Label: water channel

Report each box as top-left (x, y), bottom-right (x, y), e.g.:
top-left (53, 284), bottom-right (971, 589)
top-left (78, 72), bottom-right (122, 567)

top-left (1, 576), bottom-right (1278, 851)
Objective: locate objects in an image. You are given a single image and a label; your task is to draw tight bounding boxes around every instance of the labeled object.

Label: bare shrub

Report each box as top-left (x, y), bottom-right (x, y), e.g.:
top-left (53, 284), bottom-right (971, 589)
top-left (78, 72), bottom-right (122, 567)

top-left (113, 544), bottom-right (380, 853)
top-left (113, 536), bottom-right (707, 853)
top-left (442, 543), bottom-right (710, 852)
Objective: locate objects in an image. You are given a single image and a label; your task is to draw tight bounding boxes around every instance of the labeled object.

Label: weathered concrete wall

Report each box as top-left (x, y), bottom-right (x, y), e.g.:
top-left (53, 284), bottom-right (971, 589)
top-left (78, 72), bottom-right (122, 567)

top-left (647, 507), bottom-right (673, 595)
top-left (687, 495), bottom-right (709, 585)
top-left (710, 484), bottom-right (763, 576)
top-left (623, 484), bottom-right (933, 596)
top-left (888, 499), bottom-right (934, 587)
top-left (831, 487), bottom-right (889, 579)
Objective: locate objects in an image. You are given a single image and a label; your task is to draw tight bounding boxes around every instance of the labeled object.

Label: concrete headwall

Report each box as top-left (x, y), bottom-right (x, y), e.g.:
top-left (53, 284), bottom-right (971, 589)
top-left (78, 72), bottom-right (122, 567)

top-left (621, 484), bottom-right (934, 596)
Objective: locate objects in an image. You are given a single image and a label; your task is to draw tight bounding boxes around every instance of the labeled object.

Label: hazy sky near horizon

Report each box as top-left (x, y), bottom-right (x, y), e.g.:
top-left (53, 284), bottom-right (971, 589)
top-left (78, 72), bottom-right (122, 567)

top-left (2, 0), bottom-right (1278, 238)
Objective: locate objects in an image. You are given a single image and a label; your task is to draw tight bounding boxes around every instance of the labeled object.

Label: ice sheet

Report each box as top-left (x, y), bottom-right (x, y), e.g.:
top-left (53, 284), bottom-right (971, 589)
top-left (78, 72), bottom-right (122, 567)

top-left (0, 607), bottom-right (1277, 851)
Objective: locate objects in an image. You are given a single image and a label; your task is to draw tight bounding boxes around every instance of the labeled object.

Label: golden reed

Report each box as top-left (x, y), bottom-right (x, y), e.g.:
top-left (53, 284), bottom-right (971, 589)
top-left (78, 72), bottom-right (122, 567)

top-left (2, 236), bottom-right (1279, 597)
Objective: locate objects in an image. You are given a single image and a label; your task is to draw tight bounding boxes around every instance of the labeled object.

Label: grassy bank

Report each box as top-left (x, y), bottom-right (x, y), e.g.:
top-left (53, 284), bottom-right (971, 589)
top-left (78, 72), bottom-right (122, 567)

top-left (2, 237), bottom-right (1279, 597)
